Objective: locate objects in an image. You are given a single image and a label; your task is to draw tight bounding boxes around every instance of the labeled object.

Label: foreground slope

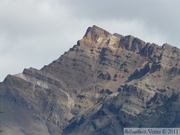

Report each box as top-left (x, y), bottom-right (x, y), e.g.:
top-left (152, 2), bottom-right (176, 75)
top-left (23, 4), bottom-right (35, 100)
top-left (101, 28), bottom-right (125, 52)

top-left (0, 25), bottom-right (180, 135)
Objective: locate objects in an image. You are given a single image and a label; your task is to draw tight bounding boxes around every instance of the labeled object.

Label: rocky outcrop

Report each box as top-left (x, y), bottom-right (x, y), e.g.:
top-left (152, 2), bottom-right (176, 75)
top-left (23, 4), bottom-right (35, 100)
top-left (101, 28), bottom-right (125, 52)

top-left (0, 25), bottom-right (180, 135)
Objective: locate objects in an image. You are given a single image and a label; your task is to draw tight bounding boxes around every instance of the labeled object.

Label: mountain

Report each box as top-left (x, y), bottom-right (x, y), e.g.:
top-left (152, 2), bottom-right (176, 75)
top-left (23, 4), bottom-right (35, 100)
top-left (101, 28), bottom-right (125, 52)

top-left (0, 25), bottom-right (180, 135)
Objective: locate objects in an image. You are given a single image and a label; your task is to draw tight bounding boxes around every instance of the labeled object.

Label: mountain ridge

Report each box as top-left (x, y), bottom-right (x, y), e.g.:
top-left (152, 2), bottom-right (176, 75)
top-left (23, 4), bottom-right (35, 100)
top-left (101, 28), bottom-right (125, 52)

top-left (0, 25), bottom-right (180, 135)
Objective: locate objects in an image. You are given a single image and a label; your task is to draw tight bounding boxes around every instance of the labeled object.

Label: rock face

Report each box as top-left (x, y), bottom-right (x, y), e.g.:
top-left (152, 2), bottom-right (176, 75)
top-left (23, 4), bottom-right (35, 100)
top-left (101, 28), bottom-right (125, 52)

top-left (0, 25), bottom-right (180, 135)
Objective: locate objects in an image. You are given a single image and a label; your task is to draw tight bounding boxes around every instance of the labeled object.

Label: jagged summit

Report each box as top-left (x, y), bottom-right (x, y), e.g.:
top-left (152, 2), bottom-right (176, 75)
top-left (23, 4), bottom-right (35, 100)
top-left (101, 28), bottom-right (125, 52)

top-left (84, 25), bottom-right (112, 39)
top-left (77, 26), bottom-right (159, 59)
top-left (0, 26), bottom-right (180, 135)
top-left (77, 25), bottom-right (112, 47)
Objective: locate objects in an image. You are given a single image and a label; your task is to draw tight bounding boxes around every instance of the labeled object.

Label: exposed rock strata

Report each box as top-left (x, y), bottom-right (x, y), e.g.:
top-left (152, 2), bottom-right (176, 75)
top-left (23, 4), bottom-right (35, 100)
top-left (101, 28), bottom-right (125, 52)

top-left (0, 25), bottom-right (180, 135)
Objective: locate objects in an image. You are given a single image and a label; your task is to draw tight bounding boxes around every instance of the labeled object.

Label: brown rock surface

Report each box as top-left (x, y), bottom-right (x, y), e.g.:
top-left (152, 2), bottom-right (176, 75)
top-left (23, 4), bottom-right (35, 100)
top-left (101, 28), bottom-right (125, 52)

top-left (0, 25), bottom-right (180, 135)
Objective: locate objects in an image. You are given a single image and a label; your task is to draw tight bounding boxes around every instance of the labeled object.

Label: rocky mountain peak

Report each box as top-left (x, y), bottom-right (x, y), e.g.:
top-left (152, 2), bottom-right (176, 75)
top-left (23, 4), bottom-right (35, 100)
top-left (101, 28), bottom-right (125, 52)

top-left (0, 25), bottom-right (180, 135)
top-left (81, 25), bottom-right (112, 44)
top-left (84, 25), bottom-right (112, 42)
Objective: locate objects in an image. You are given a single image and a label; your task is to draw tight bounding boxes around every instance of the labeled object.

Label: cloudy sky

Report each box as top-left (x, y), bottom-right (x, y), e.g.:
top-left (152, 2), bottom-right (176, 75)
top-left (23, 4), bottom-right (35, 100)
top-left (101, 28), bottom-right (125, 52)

top-left (0, 0), bottom-right (180, 81)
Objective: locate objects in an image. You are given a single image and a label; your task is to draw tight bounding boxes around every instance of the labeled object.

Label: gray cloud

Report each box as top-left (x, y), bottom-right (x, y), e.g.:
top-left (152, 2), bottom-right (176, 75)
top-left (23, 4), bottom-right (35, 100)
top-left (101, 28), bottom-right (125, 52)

top-left (0, 0), bottom-right (180, 81)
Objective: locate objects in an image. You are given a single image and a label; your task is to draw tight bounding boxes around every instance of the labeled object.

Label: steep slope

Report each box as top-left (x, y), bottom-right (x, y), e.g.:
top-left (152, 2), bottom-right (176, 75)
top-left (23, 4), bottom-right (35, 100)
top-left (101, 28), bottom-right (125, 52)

top-left (0, 25), bottom-right (180, 135)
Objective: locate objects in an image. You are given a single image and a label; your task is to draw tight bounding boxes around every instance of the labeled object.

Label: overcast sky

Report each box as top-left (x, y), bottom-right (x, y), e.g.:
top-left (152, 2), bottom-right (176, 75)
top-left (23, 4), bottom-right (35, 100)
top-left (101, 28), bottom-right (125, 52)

top-left (0, 0), bottom-right (180, 81)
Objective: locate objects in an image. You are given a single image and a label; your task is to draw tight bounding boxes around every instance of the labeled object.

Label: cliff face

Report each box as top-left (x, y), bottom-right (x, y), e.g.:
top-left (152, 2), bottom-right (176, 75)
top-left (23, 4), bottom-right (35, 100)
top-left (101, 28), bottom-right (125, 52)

top-left (0, 25), bottom-right (180, 135)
